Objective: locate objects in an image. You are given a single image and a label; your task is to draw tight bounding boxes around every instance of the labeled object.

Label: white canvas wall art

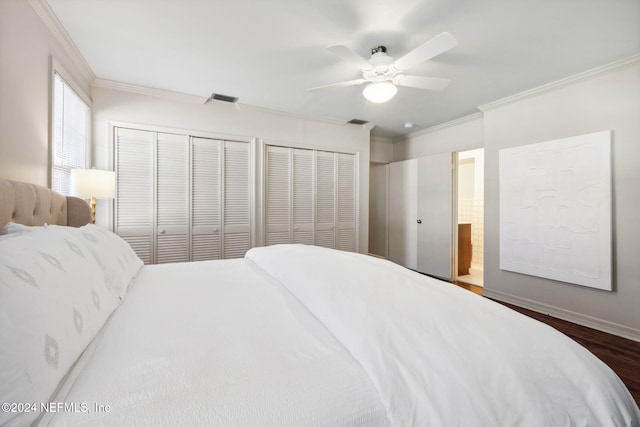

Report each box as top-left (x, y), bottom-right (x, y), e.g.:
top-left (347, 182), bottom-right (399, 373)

top-left (499, 131), bottom-right (612, 290)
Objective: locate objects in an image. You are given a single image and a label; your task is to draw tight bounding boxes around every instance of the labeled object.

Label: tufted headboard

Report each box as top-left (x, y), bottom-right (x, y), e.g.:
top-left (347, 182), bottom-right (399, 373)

top-left (0, 179), bottom-right (91, 229)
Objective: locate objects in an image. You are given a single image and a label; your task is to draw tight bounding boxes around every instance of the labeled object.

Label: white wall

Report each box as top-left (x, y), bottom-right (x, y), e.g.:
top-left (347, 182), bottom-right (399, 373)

top-left (369, 163), bottom-right (388, 257)
top-left (0, 0), bottom-right (92, 186)
top-left (392, 114), bottom-right (484, 162)
top-left (482, 58), bottom-right (640, 340)
top-left (92, 84), bottom-right (371, 253)
top-left (370, 137), bottom-right (394, 163)
top-left (383, 57), bottom-right (640, 340)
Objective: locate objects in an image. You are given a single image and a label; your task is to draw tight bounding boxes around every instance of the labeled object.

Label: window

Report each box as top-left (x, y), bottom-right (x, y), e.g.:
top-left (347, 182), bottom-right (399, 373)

top-left (51, 69), bottom-right (90, 195)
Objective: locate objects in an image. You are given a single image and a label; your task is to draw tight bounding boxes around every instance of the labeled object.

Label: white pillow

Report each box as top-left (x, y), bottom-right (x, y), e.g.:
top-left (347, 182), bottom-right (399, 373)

top-left (75, 224), bottom-right (143, 301)
top-left (0, 222), bottom-right (40, 236)
top-left (0, 227), bottom-right (120, 427)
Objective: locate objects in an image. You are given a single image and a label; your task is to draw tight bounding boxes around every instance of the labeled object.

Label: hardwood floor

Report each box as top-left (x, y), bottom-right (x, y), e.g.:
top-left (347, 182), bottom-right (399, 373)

top-left (499, 301), bottom-right (640, 407)
top-left (452, 282), bottom-right (640, 407)
top-left (453, 281), bottom-right (483, 295)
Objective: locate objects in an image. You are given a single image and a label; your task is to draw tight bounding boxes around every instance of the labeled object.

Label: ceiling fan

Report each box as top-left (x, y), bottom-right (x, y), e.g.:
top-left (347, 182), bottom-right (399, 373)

top-left (308, 32), bottom-right (458, 103)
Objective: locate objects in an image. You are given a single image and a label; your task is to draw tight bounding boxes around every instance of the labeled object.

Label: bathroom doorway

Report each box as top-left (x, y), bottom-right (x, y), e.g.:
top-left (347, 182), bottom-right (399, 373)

top-left (456, 148), bottom-right (484, 287)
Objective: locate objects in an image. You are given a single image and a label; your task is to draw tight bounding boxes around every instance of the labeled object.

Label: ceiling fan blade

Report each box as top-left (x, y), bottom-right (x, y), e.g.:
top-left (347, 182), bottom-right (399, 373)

top-left (393, 32), bottom-right (458, 71)
top-left (327, 45), bottom-right (372, 70)
top-left (394, 75), bottom-right (452, 91)
top-left (307, 79), bottom-right (367, 92)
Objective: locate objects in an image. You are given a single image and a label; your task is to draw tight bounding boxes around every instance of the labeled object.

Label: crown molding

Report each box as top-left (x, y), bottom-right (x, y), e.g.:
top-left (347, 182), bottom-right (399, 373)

top-left (479, 54), bottom-right (640, 112)
top-left (93, 78), bottom-right (209, 104)
top-left (93, 79), bottom-right (359, 129)
top-left (28, 0), bottom-right (95, 83)
top-left (371, 136), bottom-right (393, 144)
top-left (393, 111), bottom-right (484, 143)
top-left (239, 103), bottom-right (355, 128)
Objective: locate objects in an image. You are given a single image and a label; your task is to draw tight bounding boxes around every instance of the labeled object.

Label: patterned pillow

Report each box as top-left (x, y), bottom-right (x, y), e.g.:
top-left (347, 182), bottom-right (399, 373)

top-left (75, 224), bottom-right (143, 301)
top-left (0, 227), bottom-right (120, 426)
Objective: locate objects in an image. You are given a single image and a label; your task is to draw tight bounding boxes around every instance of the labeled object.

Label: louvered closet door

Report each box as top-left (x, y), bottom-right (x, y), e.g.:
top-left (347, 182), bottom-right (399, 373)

top-left (116, 128), bottom-right (154, 264)
top-left (223, 141), bottom-right (250, 259)
top-left (336, 153), bottom-right (356, 251)
top-left (265, 145), bottom-right (291, 245)
top-left (315, 151), bottom-right (336, 248)
top-left (191, 137), bottom-right (221, 261)
top-left (156, 133), bottom-right (190, 263)
top-left (292, 148), bottom-right (314, 244)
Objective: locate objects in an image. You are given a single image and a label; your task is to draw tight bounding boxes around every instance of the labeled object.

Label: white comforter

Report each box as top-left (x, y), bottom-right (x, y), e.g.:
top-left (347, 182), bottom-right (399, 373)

top-left (48, 259), bottom-right (387, 426)
top-left (245, 244), bottom-right (640, 427)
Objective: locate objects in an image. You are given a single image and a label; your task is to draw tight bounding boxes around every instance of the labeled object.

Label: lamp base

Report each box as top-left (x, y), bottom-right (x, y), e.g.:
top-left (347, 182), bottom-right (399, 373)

top-left (90, 197), bottom-right (96, 224)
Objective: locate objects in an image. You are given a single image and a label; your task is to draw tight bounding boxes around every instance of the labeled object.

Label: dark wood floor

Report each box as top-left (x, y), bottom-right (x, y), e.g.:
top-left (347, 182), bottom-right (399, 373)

top-left (453, 282), bottom-right (640, 407)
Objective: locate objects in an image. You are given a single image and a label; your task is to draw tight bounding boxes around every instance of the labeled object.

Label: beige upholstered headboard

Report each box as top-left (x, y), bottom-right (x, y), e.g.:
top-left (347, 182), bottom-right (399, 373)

top-left (0, 179), bottom-right (91, 229)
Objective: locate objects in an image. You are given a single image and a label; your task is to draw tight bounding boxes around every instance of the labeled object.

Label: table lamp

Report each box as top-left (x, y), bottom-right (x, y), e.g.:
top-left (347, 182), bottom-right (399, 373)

top-left (70, 168), bottom-right (116, 224)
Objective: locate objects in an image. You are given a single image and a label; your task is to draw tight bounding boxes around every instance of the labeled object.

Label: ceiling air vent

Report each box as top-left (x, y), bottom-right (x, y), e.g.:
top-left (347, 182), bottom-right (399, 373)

top-left (347, 119), bottom-right (369, 125)
top-left (208, 93), bottom-right (239, 103)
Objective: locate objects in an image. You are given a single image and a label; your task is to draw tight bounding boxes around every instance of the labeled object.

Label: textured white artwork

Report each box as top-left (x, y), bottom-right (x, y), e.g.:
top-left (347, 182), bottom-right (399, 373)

top-left (499, 131), bottom-right (612, 290)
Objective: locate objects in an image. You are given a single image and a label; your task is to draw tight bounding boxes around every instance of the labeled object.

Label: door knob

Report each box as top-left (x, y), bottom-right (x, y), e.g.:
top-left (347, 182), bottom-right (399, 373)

top-left (417, 219), bottom-right (422, 224)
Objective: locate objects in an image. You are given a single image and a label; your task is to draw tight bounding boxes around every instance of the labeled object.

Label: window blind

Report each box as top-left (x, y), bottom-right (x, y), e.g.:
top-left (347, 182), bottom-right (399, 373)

top-left (52, 73), bottom-right (90, 195)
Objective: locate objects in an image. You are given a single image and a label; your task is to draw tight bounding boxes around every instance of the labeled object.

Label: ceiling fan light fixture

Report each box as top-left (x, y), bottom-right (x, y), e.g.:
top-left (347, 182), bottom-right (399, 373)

top-left (362, 81), bottom-right (397, 103)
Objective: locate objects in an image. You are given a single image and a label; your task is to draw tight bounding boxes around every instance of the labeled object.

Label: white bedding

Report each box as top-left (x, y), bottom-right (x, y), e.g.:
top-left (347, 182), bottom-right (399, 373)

top-left (245, 245), bottom-right (640, 427)
top-left (45, 244), bottom-right (640, 427)
top-left (47, 259), bottom-right (388, 426)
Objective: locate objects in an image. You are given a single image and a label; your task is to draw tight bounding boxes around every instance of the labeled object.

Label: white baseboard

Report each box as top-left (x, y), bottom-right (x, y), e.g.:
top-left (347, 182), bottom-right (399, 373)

top-left (483, 289), bottom-right (640, 343)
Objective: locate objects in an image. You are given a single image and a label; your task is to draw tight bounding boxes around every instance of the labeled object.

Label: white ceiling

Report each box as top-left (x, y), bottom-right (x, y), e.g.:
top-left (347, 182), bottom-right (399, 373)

top-left (48, 0), bottom-right (640, 139)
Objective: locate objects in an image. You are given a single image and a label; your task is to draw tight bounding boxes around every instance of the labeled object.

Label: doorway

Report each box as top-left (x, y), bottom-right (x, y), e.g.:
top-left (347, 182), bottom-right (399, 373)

top-left (456, 148), bottom-right (484, 287)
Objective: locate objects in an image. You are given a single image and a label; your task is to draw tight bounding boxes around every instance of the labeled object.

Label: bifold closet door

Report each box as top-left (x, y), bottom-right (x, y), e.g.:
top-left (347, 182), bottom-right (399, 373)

top-left (265, 146), bottom-right (315, 246)
top-left (191, 137), bottom-right (221, 261)
top-left (222, 141), bottom-right (251, 259)
top-left (117, 128), bottom-right (251, 264)
top-left (115, 128), bottom-right (154, 264)
top-left (265, 145), bottom-right (291, 245)
top-left (156, 133), bottom-right (189, 264)
top-left (292, 148), bottom-right (314, 244)
top-left (264, 146), bottom-right (355, 251)
top-left (315, 151), bottom-right (336, 248)
top-left (335, 153), bottom-right (356, 252)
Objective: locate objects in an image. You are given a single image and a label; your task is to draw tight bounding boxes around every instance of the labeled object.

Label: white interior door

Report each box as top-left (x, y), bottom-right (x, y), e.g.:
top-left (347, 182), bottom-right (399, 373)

top-left (417, 153), bottom-right (453, 280)
top-left (388, 159), bottom-right (417, 270)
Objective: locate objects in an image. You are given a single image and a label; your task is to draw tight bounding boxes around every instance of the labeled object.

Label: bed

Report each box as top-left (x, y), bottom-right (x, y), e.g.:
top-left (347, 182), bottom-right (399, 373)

top-left (1, 179), bottom-right (638, 427)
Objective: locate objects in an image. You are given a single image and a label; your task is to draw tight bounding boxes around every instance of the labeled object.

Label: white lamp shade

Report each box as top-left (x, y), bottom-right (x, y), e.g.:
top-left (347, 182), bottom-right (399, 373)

top-left (70, 169), bottom-right (116, 199)
top-left (362, 81), bottom-right (398, 103)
